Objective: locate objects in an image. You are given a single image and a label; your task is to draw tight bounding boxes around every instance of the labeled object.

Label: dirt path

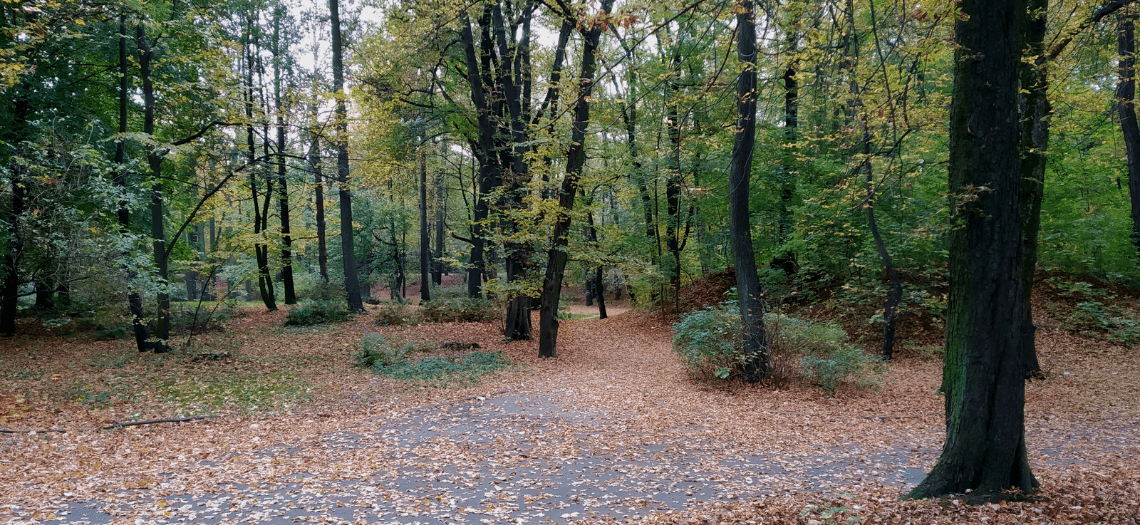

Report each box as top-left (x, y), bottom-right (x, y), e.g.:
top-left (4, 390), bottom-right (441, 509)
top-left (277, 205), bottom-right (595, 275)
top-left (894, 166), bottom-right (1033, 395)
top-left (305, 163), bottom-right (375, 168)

top-left (5, 311), bottom-right (1139, 524)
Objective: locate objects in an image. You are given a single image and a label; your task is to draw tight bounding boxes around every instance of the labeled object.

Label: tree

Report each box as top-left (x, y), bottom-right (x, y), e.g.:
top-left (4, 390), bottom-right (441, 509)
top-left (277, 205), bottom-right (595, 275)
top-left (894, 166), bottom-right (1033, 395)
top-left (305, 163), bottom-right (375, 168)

top-left (907, 0), bottom-right (1037, 501)
top-left (728, 0), bottom-right (770, 382)
top-left (537, 0), bottom-right (616, 358)
top-left (330, 0), bottom-right (365, 312)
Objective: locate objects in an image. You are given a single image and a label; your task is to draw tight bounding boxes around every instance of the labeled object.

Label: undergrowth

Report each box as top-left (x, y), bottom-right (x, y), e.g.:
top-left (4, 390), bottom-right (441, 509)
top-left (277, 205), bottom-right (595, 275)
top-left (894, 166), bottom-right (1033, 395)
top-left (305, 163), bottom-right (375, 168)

top-left (354, 333), bottom-right (510, 386)
top-left (420, 297), bottom-right (498, 323)
top-left (672, 301), bottom-right (883, 395)
top-left (1044, 277), bottom-right (1140, 344)
top-left (284, 300), bottom-right (353, 326)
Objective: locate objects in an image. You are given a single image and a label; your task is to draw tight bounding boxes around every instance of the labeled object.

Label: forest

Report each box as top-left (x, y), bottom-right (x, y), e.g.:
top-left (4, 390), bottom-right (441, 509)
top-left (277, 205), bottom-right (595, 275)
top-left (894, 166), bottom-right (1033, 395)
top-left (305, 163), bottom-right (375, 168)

top-left (2, 0), bottom-right (1140, 522)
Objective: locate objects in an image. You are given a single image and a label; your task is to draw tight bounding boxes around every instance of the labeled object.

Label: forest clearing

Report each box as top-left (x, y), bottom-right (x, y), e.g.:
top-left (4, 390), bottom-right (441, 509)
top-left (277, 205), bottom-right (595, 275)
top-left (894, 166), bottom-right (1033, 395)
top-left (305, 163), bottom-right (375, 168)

top-left (1, 281), bottom-right (1138, 524)
top-left (6, 0), bottom-right (1140, 521)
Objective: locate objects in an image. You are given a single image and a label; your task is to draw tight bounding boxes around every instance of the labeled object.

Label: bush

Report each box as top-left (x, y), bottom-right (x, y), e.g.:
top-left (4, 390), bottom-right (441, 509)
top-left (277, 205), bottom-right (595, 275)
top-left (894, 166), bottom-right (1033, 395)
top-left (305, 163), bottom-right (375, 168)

top-left (354, 334), bottom-right (426, 368)
top-left (672, 305), bottom-right (742, 379)
top-left (420, 297), bottom-right (498, 323)
top-left (672, 302), bottom-right (882, 394)
top-left (284, 300), bottom-right (353, 326)
top-left (374, 302), bottom-right (421, 326)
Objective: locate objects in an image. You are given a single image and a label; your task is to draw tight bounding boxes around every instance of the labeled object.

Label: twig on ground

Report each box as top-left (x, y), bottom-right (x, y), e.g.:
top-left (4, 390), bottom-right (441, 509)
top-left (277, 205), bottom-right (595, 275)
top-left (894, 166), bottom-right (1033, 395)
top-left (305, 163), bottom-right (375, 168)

top-left (101, 415), bottom-right (213, 430)
top-left (0, 428), bottom-right (67, 434)
top-left (758, 408), bottom-right (921, 420)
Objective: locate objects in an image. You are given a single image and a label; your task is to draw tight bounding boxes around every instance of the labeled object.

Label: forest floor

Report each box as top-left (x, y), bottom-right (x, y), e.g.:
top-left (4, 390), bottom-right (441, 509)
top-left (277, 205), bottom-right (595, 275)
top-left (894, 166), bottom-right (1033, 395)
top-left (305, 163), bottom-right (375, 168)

top-left (1, 288), bottom-right (1138, 524)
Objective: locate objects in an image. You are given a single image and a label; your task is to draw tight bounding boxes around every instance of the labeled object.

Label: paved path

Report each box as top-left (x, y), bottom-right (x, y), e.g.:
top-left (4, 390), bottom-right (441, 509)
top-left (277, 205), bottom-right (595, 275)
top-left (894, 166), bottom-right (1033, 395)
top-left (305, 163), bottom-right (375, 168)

top-left (43, 392), bottom-right (927, 525)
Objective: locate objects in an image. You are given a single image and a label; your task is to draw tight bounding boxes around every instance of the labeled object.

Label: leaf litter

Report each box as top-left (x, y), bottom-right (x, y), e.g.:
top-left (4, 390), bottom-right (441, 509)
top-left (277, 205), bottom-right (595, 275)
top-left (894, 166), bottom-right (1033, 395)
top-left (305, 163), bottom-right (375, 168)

top-left (0, 298), bottom-right (1137, 524)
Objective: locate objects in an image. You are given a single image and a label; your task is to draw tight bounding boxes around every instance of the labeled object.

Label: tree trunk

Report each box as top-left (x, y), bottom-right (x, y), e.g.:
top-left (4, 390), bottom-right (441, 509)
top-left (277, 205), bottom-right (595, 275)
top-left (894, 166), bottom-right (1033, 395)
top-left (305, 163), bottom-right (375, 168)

top-left (419, 151), bottom-right (432, 302)
top-left (1018, 0), bottom-right (1049, 377)
top-left (273, 5), bottom-right (296, 305)
top-left (537, 0), bottom-right (614, 358)
top-left (586, 210), bottom-right (607, 320)
top-left (1, 166), bottom-right (24, 337)
top-left (113, 15), bottom-right (154, 350)
top-left (433, 169), bottom-right (445, 286)
top-left (243, 27), bottom-right (277, 313)
top-left (307, 102), bottom-right (329, 283)
top-left (1118, 11), bottom-right (1140, 264)
top-left (907, 0), bottom-right (1036, 502)
top-left (138, 24), bottom-right (171, 351)
top-left (331, 0), bottom-right (364, 312)
top-left (728, 0), bottom-right (770, 382)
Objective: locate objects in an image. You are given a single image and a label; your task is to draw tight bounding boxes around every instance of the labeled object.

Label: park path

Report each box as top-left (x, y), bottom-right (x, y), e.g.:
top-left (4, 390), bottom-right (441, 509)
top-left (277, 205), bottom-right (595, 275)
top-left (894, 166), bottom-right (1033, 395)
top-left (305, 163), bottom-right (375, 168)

top-left (38, 312), bottom-right (939, 525)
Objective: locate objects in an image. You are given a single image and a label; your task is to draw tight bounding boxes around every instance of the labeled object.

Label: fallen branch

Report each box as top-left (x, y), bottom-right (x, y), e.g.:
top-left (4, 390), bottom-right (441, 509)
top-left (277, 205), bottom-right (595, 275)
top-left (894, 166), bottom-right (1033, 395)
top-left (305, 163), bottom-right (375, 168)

top-left (757, 408), bottom-right (921, 420)
top-left (0, 428), bottom-right (67, 434)
top-left (101, 415), bottom-right (213, 430)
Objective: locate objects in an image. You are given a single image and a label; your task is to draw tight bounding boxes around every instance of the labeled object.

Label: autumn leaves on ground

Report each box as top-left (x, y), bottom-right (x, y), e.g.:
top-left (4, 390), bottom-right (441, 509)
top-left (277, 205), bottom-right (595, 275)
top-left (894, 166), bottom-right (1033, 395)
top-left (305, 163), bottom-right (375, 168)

top-left (1, 281), bottom-right (1139, 524)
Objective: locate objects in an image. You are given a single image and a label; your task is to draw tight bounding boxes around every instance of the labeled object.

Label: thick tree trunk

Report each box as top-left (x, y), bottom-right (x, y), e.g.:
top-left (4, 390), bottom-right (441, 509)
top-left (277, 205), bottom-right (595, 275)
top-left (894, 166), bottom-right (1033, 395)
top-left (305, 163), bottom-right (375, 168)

top-left (1118, 12), bottom-right (1140, 264)
top-left (537, 0), bottom-right (614, 358)
top-left (1019, 0), bottom-right (1049, 376)
top-left (330, 0), bottom-right (364, 312)
top-left (1, 167), bottom-right (24, 337)
top-left (419, 152), bottom-right (432, 302)
top-left (908, 0), bottom-right (1036, 502)
top-left (728, 0), bottom-right (770, 382)
top-left (273, 6), bottom-right (296, 305)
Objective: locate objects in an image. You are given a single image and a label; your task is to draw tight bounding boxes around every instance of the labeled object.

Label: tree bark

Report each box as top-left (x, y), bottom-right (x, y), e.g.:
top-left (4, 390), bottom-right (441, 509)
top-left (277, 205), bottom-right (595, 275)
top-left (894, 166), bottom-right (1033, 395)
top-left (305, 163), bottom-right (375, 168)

top-left (243, 26), bottom-right (277, 313)
top-left (728, 0), bottom-right (770, 382)
top-left (908, 0), bottom-right (1036, 502)
top-left (331, 0), bottom-right (365, 312)
top-left (1118, 11), bottom-right (1140, 264)
top-left (111, 14), bottom-right (155, 350)
top-left (308, 102), bottom-right (329, 283)
top-left (1018, 0), bottom-right (1050, 376)
top-left (433, 169), bottom-right (445, 286)
top-left (419, 151), bottom-right (432, 302)
top-left (273, 5), bottom-right (296, 305)
top-left (537, 0), bottom-right (615, 358)
top-left (138, 24), bottom-right (171, 351)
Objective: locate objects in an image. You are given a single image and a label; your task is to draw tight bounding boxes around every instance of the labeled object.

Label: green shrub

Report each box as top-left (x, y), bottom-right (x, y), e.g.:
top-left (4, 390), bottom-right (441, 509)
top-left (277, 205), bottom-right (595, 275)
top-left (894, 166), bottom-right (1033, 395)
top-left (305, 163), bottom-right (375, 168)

top-left (672, 305), bottom-right (742, 379)
top-left (420, 297), bottom-right (498, 323)
top-left (354, 333), bottom-right (426, 368)
top-left (374, 302), bottom-right (421, 326)
top-left (1065, 300), bottom-right (1140, 344)
top-left (671, 302), bottom-right (882, 394)
top-left (284, 300), bottom-right (353, 326)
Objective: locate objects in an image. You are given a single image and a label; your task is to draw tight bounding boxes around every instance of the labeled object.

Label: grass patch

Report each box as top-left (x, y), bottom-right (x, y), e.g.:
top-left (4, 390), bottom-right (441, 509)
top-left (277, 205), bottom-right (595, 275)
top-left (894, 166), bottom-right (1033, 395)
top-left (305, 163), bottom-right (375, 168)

top-left (157, 371), bottom-right (309, 413)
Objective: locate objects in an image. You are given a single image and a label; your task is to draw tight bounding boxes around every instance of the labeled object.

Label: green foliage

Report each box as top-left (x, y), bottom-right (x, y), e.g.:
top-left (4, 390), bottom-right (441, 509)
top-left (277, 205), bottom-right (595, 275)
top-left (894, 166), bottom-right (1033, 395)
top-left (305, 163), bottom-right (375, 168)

top-left (377, 351), bottom-right (511, 386)
top-left (671, 305), bottom-right (743, 380)
top-left (284, 300), bottom-right (353, 326)
top-left (373, 302), bottom-right (421, 326)
top-left (672, 302), bottom-right (882, 394)
top-left (1064, 301), bottom-right (1140, 344)
top-left (354, 334), bottom-right (429, 368)
top-left (354, 333), bottom-right (510, 386)
top-left (420, 297), bottom-right (498, 323)
top-left (166, 302), bottom-right (237, 333)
